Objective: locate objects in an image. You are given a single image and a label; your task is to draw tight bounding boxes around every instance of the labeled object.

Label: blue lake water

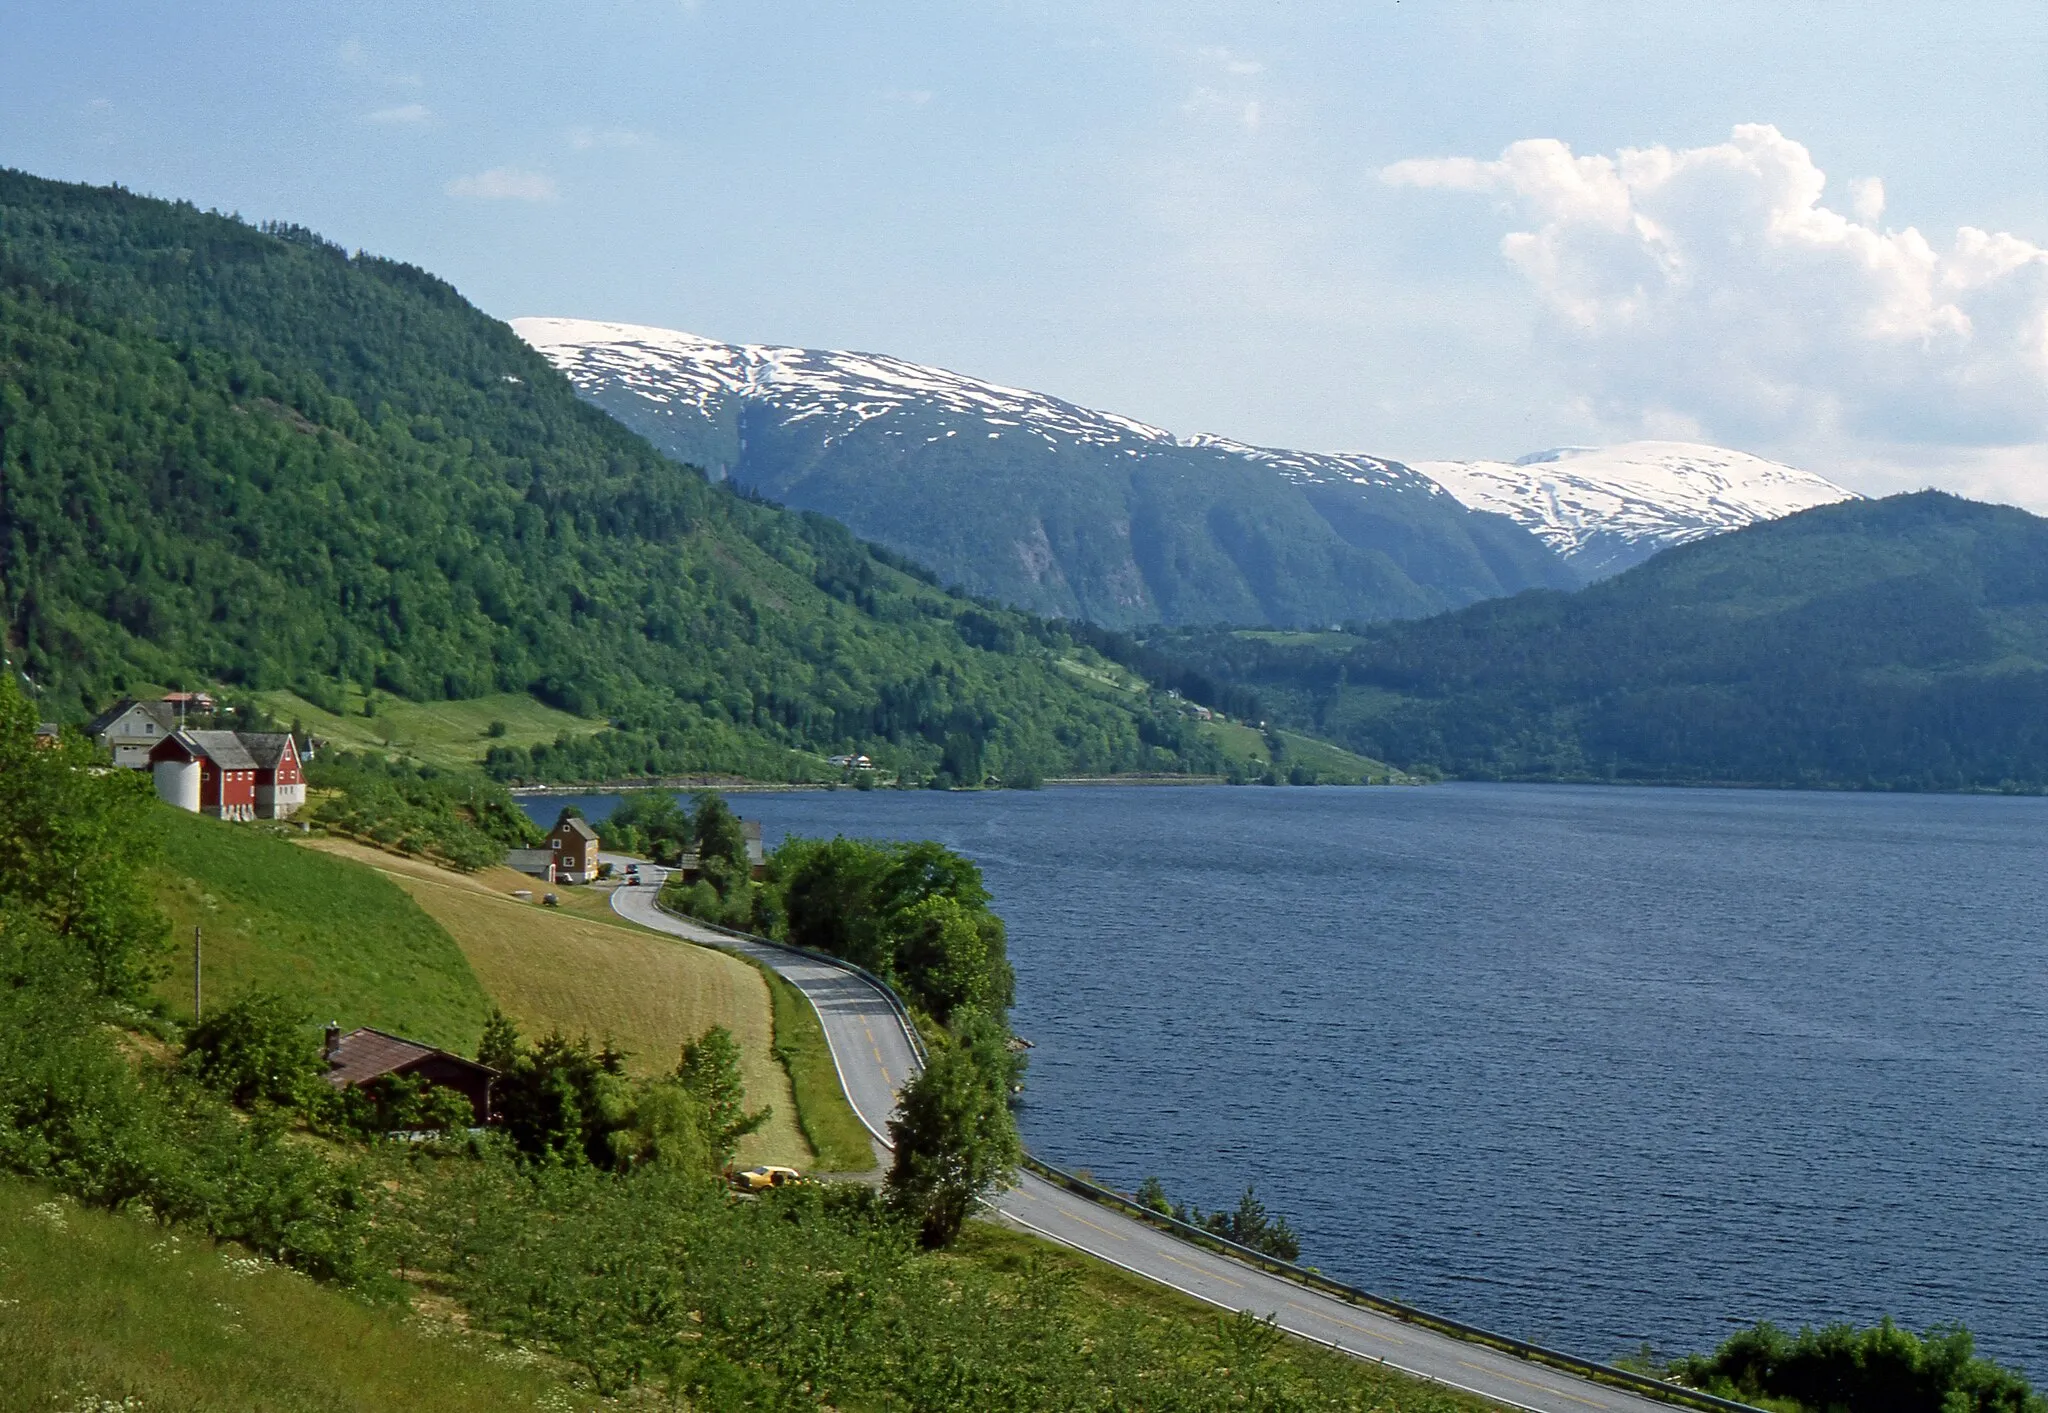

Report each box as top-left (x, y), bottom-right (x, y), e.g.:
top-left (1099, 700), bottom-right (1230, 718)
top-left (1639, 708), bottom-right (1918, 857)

top-left (523, 783), bottom-right (2048, 1375)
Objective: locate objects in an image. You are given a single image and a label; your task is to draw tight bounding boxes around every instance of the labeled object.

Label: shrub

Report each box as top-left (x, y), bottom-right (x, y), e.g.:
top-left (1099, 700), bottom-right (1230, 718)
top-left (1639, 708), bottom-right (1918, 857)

top-left (182, 991), bottom-right (325, 1109)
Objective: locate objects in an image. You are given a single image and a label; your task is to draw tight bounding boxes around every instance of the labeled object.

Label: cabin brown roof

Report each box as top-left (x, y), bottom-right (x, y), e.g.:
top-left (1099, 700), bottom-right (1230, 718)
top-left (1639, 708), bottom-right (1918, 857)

top-left (322, 1027), bottom-right (496, 1089)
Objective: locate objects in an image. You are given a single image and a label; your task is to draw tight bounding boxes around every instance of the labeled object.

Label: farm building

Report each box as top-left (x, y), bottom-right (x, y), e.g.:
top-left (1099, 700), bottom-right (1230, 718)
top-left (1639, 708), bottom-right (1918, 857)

top-left (149, 731), bottom-right (259, 821)
top-left (240, 732), bottom-right (306, 819)
top-left (676, 818), bottom-right (767, 884)
top-left (509, 808), bottom-right (602, 883)
top-left (87, 698), bottom-right (179, 767)
top-left (322, 1025), bottom-right (497, 1124)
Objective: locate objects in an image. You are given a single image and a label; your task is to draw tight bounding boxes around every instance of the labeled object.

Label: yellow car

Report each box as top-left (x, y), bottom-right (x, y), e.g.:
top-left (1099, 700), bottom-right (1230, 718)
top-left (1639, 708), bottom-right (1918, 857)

top-left (729, 1164), bottom-right (804, 1192)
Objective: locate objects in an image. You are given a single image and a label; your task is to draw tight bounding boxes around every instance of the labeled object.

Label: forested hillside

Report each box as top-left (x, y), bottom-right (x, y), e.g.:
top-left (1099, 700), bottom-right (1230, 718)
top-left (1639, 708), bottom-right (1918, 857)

top-left (1148, 493), bottom-right (2048, 791)
top-left (0, 169), bottom-right (1226, 782)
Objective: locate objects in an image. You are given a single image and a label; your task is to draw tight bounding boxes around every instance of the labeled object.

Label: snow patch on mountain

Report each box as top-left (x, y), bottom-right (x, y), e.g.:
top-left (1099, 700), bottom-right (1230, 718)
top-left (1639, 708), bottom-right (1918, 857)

top-left (517, 320), bottom-right (1855, 582)
top-left (1412, 441), bottom-right (1858, 577)
top-left (514, 317), bottom-right (1173, 449)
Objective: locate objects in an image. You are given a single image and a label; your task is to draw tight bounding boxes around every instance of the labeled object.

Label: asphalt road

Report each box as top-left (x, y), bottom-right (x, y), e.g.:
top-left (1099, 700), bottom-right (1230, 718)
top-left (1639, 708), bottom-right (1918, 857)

top-left (608, 860), bottom-right (1686, 1413)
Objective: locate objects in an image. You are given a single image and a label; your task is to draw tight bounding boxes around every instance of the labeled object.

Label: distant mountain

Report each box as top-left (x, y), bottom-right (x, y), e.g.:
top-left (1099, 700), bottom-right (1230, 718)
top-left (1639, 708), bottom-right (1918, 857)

top-left (1145, 492), bottom-right (2048, 791)
top-left (515, 319), bottom-right (1579, 629)
top-left (1412, 441), bottom-right (1857, 578)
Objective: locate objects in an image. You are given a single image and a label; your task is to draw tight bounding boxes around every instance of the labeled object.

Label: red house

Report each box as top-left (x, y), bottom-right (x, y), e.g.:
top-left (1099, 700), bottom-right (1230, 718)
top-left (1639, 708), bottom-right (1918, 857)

top-left (148, 730), bottom-right (259, 822)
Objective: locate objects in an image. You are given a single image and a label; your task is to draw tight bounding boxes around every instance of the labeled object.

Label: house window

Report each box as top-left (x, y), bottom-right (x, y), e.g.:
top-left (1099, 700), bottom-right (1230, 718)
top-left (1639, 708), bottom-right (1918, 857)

top-left (551, 838), bottom-right (560, 849)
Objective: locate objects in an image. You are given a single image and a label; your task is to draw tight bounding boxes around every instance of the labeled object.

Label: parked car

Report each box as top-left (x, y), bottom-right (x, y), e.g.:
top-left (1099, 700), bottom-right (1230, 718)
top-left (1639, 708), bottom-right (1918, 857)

top-left (729, 1164), bottom-right (803, 1192)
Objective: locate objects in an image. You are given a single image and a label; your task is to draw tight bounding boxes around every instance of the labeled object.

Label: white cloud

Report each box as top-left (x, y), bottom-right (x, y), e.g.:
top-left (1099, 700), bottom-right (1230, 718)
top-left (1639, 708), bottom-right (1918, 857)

top-left (568, 125), bottom-right (653, 150)
top-left (366, 103), bottom-right (431, 125)
top-left (445, 167), bottom-right (557, 202)
top-left (1196, 46), bottom-right (1264, 76)
top-left (1383, 125), bottom-right (2048, 458)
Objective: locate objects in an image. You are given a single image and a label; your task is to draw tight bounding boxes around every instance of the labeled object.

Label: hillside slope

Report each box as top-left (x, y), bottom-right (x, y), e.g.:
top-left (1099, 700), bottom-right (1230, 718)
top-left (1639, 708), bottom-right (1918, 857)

top-left (516, 318), bottom-right (1578, 627)
top-left (1147, 492), bottom-right (2048, 790)
top-left (0, 169), bottom-right (1226, 784)
top-left (1414, 441), bottom-right (1857, 578)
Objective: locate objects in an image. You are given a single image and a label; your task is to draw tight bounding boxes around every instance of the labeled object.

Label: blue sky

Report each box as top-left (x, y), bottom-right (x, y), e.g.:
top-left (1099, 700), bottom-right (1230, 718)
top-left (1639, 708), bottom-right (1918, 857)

top-left (6, 1), bottom-right (2046, 500)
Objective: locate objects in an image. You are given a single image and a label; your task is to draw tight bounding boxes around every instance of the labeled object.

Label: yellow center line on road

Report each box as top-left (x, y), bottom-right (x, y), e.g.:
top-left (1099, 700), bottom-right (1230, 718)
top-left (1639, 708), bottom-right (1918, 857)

top-left (1158, 1249), bottom-right (1243, 1288)
top-left (1063, 1211), bottom-right (1128, 1242)
top-left (1458, 1361), bottom-right (1608, 1409)
top-left (1288, 1302), bottom-right (1405, 1345)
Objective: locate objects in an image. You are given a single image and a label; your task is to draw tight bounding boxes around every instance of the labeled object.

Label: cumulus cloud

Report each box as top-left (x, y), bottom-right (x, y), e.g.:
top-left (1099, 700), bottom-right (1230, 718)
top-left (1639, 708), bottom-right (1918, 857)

top-left (366, 103), bottom-right (430, 125)
top-left (1383, 124), bottom-right (2048, 453)
top-left (445, 167), bottom-right (557, 202)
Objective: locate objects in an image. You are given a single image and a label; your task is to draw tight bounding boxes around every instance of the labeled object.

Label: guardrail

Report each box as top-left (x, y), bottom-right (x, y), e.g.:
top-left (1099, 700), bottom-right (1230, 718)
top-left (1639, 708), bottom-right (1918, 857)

top-left (646, 889), bottom-right (928, 1065)
top-left (638, 876), bottom-right (1752, 1413)
top-left (1020, 1153), bottom-right (1761, 1413)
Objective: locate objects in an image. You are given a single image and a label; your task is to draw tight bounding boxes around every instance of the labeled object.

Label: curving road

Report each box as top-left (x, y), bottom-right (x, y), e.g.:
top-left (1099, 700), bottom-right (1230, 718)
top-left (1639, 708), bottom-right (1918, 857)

top-left (609, 860), bottom-right (1686, 1413)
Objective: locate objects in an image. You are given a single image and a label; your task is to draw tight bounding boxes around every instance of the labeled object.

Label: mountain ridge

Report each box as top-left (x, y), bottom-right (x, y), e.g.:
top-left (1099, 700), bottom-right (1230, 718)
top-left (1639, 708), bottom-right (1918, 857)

top-left (520, 318), bottom-right (1858, 622)
top-left (516, 317), bottom-right (1579, 628)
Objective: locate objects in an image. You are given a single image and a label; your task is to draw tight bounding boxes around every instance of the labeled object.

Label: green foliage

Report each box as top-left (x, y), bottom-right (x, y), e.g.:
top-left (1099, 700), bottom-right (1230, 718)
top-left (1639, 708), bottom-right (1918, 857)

top-left (1149, 493), bottom-right (2048, 790)
top-left (308, 753), bottom-right (539, 870)
top-left (1671, 1319), bottom-right (2044, 1413)
top-left (329, 1070), bottom-right (478, 1137)
top-left (771, 835), bottom-right (1014, 1023)
top-left (478, 1013), bottom-right (631, 1169)
top-left (596, 787), bottom-right (691, 862)
top-left (0, 914), bottom-right (368, 1280)
top-left (0, 168), bottom-right (1238, 783)
top-left (674, 1024), bottom-right (770, 1166)
top-left (0, 670), bottom-right (168, 997)
top-left (182, 990), bottom-right (323, 1109)
top-left (885, 1014), bottom-right (1023, 1248)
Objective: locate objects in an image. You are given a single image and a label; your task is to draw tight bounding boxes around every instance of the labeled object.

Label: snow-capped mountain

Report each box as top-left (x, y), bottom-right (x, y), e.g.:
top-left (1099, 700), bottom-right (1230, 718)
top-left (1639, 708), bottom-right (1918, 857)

top-left (514, 318), bottom-right (1575, 627)
top-left (1412, 443), bottom-right (1858, 578)
top-left (516, 317), bottom-right (1179, 453)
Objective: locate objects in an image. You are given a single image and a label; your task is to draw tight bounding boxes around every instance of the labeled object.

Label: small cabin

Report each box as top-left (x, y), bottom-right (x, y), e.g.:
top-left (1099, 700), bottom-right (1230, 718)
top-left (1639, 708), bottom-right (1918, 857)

top-left (322, 1025), bottom-right (497, 1124)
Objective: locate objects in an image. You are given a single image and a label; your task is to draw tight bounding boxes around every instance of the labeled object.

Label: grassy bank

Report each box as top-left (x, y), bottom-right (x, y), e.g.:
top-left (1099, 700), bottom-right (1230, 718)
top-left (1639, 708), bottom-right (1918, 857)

top-left (0, 1177), bottom-right (592, 1413)
top-left (759, 958), bottom-right (881, 1171)
top-left (300, 839), bottom-right (814, 1169)
top-left (153, 808), bottom-right (490, 1053)
top-left (257, 687), bottom-right (605, 773)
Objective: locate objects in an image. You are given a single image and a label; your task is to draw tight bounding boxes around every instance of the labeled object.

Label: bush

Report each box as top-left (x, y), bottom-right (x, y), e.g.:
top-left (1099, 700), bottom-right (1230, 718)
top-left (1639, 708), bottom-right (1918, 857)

top-left (1672, 1319), bottom-right (2045, 1413)
top-left (182, 991), bottom-right (325, 1109)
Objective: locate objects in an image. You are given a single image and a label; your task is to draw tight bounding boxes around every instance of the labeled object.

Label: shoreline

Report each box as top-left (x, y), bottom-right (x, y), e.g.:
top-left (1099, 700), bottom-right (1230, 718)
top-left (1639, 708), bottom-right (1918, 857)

top-left (505, 772), bottom-right (1236, 797)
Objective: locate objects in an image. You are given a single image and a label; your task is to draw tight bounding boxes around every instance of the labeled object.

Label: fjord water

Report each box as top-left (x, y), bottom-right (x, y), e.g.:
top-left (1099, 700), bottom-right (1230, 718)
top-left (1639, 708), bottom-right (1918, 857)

top-left (535, 784), bottom-right (2048, 1375)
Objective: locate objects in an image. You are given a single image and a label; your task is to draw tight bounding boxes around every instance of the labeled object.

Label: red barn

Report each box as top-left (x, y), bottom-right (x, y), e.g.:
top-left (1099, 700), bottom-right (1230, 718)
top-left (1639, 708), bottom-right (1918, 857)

top-left (147, 730), bottom-right (259, 821)
top-left (242, 732), bottom-right (306, 819)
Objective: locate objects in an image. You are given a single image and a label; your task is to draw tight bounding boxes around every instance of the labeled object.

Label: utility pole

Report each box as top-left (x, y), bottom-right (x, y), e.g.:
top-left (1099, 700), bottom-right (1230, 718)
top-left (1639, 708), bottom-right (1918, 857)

top-left (192, 925), bottom-right (202, 1021)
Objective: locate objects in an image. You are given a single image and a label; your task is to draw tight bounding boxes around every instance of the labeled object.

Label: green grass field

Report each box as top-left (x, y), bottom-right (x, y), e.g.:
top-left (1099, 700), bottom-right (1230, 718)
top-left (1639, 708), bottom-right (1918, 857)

top-left (0, 1177), bottom-right (597, 1413)
top-left (255, 687), bottom-right (604, 772)
top-left (1191, 718), bottom-right (1397, 784)
top-left (152, 807), bottom-right (491, 1053)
